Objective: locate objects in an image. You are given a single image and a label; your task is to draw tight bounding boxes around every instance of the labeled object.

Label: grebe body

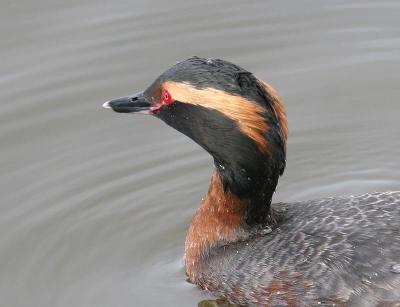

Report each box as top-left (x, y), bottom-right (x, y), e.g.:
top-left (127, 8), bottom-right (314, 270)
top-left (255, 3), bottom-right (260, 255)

top-left (103, 57), bottom-right (400, 306)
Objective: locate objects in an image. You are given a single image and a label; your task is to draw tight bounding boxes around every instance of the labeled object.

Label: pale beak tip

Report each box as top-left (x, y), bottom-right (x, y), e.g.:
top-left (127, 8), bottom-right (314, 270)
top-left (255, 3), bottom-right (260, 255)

top-left (102, 101), bottom-right (112, 109)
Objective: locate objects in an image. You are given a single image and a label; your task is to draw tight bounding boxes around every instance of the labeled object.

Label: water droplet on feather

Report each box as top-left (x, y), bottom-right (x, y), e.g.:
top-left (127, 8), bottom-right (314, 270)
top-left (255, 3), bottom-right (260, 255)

top-left (261, 227), bottom-right (272, 235)
top-left (361, 275), bottom-right (372, 285)
top-left (390, 264), bottom-right (400, 273)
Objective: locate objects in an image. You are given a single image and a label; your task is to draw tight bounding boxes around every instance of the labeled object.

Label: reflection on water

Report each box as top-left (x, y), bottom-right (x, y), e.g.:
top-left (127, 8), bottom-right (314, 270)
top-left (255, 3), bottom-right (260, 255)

top-left (1, 0), bottom-right (399, 306)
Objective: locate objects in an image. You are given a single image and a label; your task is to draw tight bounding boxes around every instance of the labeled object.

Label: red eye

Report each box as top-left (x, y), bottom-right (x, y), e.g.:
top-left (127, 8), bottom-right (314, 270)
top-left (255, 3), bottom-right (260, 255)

top-left (162, 89), bottom-right (172, 105)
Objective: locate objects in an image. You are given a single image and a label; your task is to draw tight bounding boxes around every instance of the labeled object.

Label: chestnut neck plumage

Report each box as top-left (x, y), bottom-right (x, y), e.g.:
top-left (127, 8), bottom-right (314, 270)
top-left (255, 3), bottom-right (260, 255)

top-left (182, 80), bottom-right (287, 282)
top-left (185, 137), bottom-right (285, 283)
top-left (184, 169), bottom-right (282, 283)
top-left (185, 171), bottom-right (247, 282)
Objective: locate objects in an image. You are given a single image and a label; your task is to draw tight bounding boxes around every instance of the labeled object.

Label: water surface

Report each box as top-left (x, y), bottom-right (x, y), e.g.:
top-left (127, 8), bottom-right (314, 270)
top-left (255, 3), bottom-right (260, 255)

top-left (1, 0), bottom-right (400, 306)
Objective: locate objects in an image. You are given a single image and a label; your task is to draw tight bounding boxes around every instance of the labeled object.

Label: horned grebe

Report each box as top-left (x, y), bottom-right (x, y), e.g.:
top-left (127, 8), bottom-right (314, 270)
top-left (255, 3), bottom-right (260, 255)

top-left (103, 57), bottom-right (400, 306)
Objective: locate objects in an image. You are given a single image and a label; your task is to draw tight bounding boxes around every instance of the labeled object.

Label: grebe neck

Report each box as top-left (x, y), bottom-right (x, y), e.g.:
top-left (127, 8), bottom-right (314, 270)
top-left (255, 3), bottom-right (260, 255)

top-left (184, 171), bottom-right (279, 283)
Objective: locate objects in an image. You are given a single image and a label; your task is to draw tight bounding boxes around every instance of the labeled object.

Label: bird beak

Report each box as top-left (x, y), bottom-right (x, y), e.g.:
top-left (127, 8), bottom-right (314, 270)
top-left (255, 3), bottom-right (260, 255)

top-left (102, 91), bottom-right (152, 114)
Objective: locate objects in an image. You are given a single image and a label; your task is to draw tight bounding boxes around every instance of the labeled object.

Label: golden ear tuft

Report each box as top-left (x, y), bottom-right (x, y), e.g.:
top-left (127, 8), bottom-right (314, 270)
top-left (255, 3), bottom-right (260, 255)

top-left (256, 78), bottom-right (288, 148)
top-left (163, 81), bottom-right (270, 154)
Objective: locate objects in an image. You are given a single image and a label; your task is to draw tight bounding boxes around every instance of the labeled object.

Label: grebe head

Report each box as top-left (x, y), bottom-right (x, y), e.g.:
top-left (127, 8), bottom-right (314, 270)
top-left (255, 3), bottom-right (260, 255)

top-left (104, 57), bottom-right (287, 224)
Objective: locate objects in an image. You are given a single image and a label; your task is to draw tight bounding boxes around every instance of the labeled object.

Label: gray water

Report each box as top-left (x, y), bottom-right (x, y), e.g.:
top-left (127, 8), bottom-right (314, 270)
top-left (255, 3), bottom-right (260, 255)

top-left (1, 0), bottom-right (400, 306)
